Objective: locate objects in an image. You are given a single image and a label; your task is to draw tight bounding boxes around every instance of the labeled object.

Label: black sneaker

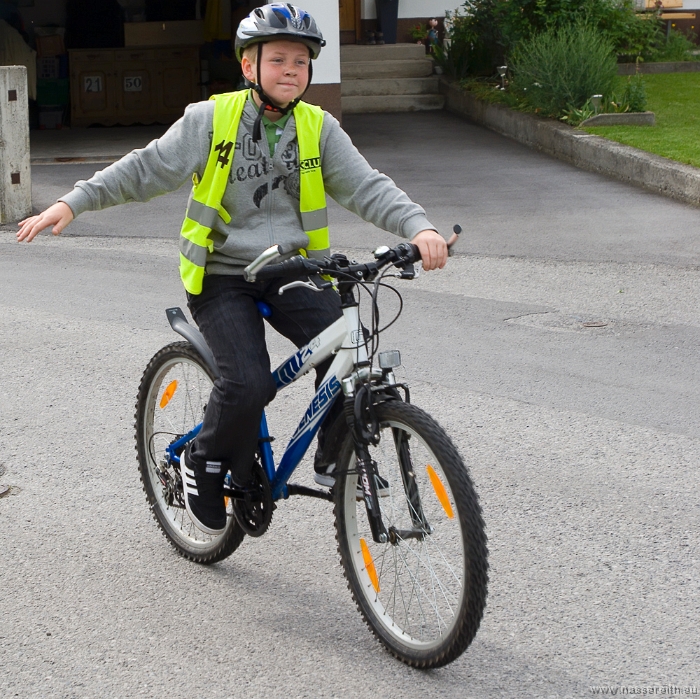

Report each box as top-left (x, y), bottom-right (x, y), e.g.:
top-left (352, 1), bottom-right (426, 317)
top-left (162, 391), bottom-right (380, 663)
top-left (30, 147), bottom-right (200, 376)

top-left (180, 447), bottom-right (226, 535)
top-left (313, 458), bottom-right (391, 497)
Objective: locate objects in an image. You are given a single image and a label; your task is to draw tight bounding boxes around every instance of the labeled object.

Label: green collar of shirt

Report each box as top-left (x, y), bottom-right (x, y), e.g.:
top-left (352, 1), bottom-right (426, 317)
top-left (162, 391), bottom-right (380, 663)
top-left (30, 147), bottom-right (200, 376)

top-left (247, 91), bottom-right (292, 156)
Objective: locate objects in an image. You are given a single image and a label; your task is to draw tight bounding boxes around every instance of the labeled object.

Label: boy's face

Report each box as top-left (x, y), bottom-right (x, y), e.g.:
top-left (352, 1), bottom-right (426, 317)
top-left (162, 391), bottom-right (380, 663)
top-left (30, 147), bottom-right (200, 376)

top-left (242, 40), bottom-right (311, 108)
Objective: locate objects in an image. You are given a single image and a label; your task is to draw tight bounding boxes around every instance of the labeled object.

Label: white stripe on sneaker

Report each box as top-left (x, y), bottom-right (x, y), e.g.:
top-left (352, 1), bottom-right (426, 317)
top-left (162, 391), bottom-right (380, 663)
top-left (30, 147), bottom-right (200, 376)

top-left (179, 453), bottom-right (224, 535)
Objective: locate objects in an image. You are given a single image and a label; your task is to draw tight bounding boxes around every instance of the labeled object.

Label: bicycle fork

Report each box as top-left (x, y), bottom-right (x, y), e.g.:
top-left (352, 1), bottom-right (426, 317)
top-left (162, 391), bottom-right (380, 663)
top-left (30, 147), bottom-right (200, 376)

top-left (346, 394), bottom-right (432, 545)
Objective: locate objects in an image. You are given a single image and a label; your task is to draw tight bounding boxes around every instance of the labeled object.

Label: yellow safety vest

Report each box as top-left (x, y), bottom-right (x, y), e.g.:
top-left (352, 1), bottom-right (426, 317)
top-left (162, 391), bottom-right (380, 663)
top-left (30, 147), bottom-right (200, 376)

top-left (179, 89), bottom-right (330, 295)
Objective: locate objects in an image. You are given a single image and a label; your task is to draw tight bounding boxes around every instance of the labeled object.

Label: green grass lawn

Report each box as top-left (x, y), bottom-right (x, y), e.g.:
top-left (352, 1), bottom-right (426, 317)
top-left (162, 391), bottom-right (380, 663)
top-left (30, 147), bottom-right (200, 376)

top-left (582, 73), bottom-right (700, 168)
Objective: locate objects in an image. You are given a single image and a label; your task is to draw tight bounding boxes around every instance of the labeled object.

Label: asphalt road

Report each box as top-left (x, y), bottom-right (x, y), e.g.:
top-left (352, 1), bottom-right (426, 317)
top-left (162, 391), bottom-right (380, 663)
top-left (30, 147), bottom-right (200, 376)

top-left (1, 111), bottom-right (698, 698)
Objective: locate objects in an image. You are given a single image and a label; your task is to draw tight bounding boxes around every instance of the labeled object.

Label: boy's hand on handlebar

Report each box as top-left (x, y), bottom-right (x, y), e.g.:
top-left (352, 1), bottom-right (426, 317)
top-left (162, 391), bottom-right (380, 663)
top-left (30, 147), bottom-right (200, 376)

top-left (16, 202), bottom-right (74, 243)
top-left (411, 229), bottom-right (448, 271)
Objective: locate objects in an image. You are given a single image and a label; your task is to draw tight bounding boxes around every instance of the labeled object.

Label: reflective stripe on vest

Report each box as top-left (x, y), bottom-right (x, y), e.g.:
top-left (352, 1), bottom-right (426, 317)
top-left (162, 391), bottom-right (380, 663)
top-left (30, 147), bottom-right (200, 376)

top-left (179, 90), bottom-right (329, 294)
top-left (294, 102), bottom-right (330, 260)
top-left (179, 90), bottom-right (246, 294)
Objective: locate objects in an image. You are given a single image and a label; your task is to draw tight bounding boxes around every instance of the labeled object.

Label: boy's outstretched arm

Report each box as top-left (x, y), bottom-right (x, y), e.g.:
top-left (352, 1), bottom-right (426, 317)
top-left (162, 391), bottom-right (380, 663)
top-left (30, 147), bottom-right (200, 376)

top-left (16, 101), bottom-right (212, 243)
top-left (411, 229), bottom-right (447, 271)
top-left (17, 202), bottom-right (74, 243)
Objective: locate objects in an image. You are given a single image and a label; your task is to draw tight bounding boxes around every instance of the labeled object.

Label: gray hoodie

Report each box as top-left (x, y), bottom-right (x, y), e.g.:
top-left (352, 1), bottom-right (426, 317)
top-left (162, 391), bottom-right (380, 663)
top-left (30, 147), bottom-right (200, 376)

top-left (60, 95), bottom-right (436, 276)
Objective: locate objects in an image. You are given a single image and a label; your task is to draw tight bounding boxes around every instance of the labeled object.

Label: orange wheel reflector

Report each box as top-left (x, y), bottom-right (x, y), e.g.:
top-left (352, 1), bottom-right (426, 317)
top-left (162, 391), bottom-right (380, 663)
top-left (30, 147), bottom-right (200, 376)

top-left (360, 538), bottom-right (380, 593)
top-left (427, 465), bottom-right (454, 519)
top-left (159, 380), bottom-right (178, 409)
top-left (224, 496), bottom-right (230, 509)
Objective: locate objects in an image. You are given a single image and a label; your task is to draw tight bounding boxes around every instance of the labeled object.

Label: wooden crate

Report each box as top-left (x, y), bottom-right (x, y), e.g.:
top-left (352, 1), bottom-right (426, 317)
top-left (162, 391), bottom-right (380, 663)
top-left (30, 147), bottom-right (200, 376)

top-left (69, 47), bottom-right (200, 127)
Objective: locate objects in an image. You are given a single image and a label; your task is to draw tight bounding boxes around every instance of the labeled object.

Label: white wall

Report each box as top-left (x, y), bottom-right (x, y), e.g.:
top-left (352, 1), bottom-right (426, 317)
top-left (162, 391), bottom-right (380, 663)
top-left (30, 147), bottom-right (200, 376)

top-left (361, 0), bottom-right (463, 20)
top-left (303, 0), bottom-right (340, 84)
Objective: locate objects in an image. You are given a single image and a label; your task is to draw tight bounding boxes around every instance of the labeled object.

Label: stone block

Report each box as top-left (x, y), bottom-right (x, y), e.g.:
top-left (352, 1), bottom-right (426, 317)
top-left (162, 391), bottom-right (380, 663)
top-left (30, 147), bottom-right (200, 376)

top-left (0, 66), bottom-right (31, 224)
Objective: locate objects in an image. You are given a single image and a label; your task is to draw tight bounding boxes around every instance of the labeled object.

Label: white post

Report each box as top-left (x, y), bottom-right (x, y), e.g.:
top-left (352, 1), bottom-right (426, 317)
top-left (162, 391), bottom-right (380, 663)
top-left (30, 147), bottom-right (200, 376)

top-left (0, 66), bottom-right (31, 224)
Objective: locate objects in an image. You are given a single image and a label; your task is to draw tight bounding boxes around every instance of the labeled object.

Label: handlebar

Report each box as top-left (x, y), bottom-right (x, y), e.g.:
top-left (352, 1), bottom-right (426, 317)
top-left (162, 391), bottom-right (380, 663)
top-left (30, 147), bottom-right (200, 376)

top-left (244, 242), bottom-right (421, 284)
top-left (243, 225), bottom-right (461, 283)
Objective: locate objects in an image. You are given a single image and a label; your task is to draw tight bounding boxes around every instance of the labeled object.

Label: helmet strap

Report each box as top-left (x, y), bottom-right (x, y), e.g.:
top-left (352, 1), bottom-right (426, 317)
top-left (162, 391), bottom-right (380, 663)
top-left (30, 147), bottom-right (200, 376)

top-left (250, 42), bottom-right (314, 143)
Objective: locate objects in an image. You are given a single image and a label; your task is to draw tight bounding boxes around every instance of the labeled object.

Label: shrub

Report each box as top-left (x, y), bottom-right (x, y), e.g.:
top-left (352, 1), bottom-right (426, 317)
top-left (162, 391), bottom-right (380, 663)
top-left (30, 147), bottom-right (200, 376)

top-left (432, 8), bottom-right (479, 79)
top-left (651, 28), bottom-right (697, 62)
top-left (510, 21), bottom-right (619, 117)
top-left (584, 0), bottom-right (662, 61)
top-left (447, 0), bottom-right (694, 75)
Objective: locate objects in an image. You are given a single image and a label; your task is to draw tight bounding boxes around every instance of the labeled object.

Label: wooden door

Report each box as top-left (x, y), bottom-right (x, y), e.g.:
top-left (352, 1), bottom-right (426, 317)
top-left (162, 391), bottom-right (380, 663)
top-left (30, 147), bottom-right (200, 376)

top-left (339, 0), bottom-right (360, 44)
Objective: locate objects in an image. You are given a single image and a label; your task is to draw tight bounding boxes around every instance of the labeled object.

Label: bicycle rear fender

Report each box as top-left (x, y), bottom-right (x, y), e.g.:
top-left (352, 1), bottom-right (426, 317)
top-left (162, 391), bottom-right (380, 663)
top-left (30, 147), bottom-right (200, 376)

top-left (166, 307), bottom-right (221, 380)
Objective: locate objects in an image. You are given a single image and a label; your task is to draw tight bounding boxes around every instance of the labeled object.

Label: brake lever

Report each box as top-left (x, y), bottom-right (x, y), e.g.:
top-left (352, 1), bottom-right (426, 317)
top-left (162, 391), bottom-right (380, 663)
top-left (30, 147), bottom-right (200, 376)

top-left (399, 263), bottom-right (418, 280)
top-left (278, 278), bottom-right (332, 295)
top-left (278, 281), bottom-right (322, 295)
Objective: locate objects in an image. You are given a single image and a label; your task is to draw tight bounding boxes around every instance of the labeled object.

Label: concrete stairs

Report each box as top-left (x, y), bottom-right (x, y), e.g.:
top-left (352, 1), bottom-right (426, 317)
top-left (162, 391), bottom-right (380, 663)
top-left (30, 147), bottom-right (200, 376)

top-left (340, 44), bottom-right (444, 114)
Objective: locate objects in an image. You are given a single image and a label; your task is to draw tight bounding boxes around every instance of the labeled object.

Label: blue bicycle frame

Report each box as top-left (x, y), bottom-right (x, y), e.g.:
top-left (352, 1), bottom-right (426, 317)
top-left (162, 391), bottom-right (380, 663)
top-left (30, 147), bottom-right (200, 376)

top-left (166, 301), bottom-right (366, 501)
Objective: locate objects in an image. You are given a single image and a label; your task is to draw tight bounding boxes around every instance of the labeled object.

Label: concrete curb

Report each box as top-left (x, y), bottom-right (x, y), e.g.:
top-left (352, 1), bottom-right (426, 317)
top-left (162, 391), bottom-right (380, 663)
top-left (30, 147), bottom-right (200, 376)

top-left (579, 111), bottom-right (655, 127)
top-left (439, 78), bottom-right (700, 206)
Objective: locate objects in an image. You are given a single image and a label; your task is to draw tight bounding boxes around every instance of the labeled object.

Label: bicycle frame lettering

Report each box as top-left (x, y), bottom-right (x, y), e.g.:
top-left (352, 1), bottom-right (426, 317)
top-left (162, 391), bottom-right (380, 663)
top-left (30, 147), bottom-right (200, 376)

top-left (169, 306), bottom-right (367, 501)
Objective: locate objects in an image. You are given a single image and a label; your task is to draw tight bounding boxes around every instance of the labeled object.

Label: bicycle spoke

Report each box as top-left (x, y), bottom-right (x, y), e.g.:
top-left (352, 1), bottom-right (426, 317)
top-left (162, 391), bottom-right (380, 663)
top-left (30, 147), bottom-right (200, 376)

top-left (394, 535), bottom-right (449, 634)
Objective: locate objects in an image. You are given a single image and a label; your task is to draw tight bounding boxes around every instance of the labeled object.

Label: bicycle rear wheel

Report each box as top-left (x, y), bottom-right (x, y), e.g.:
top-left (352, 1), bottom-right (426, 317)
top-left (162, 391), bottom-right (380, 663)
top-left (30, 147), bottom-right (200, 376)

top-left (334, 401), bottom-right (488, 668)
top-left (135, 341), bottom-right (244, 563)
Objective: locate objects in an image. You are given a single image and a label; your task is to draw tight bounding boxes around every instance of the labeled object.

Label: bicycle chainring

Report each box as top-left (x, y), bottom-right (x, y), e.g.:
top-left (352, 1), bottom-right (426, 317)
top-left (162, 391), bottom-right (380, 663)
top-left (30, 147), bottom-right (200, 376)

top-left (232, 461), bottom-right (274, 538)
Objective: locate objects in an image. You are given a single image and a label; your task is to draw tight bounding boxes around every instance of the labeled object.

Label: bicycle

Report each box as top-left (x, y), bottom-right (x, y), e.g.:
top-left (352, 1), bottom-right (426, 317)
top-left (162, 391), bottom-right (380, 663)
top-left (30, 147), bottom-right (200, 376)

top-left (134, 237), bottom-right (488, 668)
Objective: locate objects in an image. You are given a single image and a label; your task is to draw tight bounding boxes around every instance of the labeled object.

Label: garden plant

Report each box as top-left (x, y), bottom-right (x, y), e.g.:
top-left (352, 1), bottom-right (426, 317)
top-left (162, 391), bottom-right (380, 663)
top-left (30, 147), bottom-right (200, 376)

top-left (435, 0), bottom-right (697, 80)
top-left (509, 21), bottom-right (619, 117)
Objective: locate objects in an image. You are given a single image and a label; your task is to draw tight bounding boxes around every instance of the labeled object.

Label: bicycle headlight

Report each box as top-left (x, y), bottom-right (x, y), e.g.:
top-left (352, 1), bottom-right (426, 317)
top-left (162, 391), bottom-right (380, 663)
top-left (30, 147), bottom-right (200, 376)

top-left (378, 350), bottom-right (401, 370)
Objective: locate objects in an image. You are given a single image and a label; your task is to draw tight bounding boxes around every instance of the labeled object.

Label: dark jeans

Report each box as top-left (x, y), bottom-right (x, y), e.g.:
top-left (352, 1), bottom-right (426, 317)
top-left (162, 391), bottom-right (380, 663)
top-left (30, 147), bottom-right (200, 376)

top-left (186, 274), bottom-right (343, 482)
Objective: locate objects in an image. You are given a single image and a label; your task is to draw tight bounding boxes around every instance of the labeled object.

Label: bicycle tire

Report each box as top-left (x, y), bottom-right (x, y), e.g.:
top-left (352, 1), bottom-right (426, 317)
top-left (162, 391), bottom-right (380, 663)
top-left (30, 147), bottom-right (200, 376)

top-left (334, 401), bottom-right (488, 668)
top-left (134, 341), bottom-right (245, 563)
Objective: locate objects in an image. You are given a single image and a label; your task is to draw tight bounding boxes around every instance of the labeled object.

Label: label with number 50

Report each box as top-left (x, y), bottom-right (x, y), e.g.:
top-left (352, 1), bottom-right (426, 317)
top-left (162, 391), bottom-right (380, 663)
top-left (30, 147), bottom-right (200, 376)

top-left (124, 76), bottom-right (143, 92)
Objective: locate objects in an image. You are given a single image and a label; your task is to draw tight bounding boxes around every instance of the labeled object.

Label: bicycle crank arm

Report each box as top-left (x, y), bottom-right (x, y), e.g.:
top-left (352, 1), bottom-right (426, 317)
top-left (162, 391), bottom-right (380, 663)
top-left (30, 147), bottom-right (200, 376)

top-left (222, 486), bottom-right (263, 502)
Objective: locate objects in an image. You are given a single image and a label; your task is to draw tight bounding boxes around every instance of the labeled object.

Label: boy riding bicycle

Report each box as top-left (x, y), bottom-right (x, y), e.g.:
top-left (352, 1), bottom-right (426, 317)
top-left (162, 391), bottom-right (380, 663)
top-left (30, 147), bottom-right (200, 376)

top-left (17, 3), bottom-right (447, 537)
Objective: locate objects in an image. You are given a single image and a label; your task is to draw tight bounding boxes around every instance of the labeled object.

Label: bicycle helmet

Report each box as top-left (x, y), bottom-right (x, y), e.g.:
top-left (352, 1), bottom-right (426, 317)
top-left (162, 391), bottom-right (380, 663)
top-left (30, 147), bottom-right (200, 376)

top-left (235, 3), bottom-right (325, 62)
top-left (235, 4), bottom-right (326, 142)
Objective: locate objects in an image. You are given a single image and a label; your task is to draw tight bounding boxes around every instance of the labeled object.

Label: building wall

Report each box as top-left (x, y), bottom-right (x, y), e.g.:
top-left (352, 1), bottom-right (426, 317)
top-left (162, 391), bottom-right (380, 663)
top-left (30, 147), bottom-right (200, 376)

top-left (304, 0), bottom-right (340, 84)
top-left (361, 0), bottom-right (463, 19)
top-left (300, 0), bottom-right (341, 118)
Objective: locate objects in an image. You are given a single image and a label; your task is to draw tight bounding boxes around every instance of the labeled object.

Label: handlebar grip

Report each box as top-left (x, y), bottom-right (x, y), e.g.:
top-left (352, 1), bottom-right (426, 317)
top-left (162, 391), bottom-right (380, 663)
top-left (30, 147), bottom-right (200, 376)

top-left (396, 242), bottom-right (420, 262)
top-left (253, 256), bottom-right (311, 280)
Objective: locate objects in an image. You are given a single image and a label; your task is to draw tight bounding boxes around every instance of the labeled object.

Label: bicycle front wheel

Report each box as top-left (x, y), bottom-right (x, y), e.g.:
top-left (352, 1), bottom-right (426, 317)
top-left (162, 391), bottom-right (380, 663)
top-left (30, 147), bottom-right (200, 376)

top-left (135, 341), bottom-right (244, 563)
top-left (334, 401), bottom-right (488, 668)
